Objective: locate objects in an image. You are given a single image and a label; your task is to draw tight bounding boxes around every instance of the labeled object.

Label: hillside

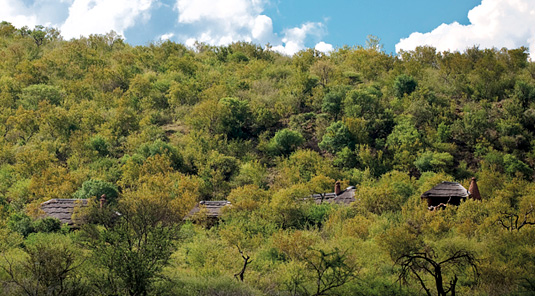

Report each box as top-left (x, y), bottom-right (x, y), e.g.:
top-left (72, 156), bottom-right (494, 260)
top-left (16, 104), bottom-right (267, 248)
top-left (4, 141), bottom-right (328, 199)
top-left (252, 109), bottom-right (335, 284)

top-left (1, 22), bottom-right (535, 295)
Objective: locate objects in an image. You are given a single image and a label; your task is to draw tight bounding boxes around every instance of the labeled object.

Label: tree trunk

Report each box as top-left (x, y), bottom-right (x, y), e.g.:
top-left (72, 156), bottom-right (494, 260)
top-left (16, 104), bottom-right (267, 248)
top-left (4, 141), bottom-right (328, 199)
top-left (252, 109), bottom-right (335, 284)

top-left (435, 265), bottom-right (446, 296)
top-left (234, 247), bottom-right (251, 282)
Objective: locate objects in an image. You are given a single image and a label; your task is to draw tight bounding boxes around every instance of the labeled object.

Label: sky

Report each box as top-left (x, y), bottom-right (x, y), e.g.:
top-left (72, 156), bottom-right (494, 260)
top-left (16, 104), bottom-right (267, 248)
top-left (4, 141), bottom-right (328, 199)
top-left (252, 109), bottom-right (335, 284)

top-left (1, 0), bottom-right (535, 56)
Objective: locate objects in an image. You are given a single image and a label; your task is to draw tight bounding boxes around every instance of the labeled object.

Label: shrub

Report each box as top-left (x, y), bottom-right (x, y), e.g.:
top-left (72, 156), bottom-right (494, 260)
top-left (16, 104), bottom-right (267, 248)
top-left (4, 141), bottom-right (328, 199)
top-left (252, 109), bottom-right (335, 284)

top-left (7, 212), bottom-right (34, 237)
top-left (73, 179), bottom-right (118, 203)
top-left (393, 74), bottom-right (418, 98)
top-left (33, 217), bottom-right (62, 233)
top-left (268, 129), bottom-right (305, 156)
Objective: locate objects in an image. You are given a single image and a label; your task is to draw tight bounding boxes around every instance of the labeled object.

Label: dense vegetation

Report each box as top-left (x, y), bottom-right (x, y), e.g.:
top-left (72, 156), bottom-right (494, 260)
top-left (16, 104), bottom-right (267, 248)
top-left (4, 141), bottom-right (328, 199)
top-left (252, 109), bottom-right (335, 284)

top-left (1, 22), bottom-right (535, 295)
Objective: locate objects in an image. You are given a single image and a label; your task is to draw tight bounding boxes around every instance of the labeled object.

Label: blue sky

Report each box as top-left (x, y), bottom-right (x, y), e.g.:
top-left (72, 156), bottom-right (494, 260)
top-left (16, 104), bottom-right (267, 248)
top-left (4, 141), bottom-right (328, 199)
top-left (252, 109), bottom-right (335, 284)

top-left (262, 0), bottom-right (482, 54)
top-left (2, 0), bottom-right (535, 56)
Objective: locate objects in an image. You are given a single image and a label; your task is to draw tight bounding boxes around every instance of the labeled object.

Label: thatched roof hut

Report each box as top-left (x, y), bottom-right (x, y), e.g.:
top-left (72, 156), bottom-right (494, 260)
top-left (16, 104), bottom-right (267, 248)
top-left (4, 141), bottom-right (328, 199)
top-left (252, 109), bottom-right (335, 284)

top-left (421, 182), bottom-right (469, 209)
top-left (311, 184), bottom-right (356, 205)
top-left (40, 198), bottom-right (88, 225)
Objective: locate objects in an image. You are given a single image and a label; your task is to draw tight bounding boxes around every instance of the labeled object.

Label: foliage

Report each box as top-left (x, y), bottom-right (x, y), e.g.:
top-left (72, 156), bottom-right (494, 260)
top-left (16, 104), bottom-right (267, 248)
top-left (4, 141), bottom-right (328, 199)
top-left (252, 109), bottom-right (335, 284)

top-left (83, 185), bottom-right (184, 296)
top-left (73, 179), bottom-right (119, 203)
top-left (283, 247), bottom-right (357, 296)
top-left (0, 233), bottom-right (87, 296)
top-left (321, 89), bottom-right (345, 119)
top-left (0, 23), bottom-right (534, 295)
top-left (7, 212), bottom-right (34, 237)
top-left (393, 74), bottom-right (418, 98)
top-left (268, 129), bottom-right (305, 156)
top-left (414, 151), bottom-right (454, 173)
top-left (33, 217), bottom-right (62, 233)
top-left (396, 247), bottom-right (479, 296)
top-left (319, 121), bottom-right (354, 154)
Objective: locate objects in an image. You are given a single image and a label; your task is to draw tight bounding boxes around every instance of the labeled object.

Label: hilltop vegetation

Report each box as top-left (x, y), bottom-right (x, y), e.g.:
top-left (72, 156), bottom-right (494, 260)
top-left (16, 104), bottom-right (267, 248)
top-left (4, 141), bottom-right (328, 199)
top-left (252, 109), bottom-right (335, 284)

top-left (1, 22), bottom-right (535, 295)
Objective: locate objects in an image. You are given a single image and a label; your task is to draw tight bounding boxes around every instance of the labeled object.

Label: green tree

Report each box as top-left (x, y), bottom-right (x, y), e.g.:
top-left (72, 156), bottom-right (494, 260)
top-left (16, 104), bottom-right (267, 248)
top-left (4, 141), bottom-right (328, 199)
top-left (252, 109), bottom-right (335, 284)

top-left (219, 97), bottom-right (252, 139)
top-left (269, 129), bottom-right (305, 156)
top-left (73, 179), bottom-right (118, 203)
top-left (386, 116), bottom-right (422, 170)
top-left (84, 180), bottom-right (186, 296)
top-left (513, 80), bottom-right (535, 107)
top-left (503, 154), bottom-right (532, 178)
top-left (394, 74), bottom-right (418, 98)
top-left (343, 87), bottom-right (382, 119)
top-left (396, 248), bottom-right (478, 296)
top-left (137, 139), bottom-right (183, 171)
top-left (414, 151), bottom-right (454, 173)
top-left (19, 84), bottom-right (63, 110)
top-left (319, 121), bottom-right (354, 154)
top-left (86, 218), bottom-right (175, 296)
top-left (355, 171), bottom-right (414, 215)
top-left (283, 247), bottom-right (357, 296)
top-left (321, 90), bottom-right (344, 119)
top-left (365, 34), bottom-right (383, 52)
top-left (26, 25), bottom-right (60, 47)
top-left (7, 212), bottom-right (34, 237)
top-left (0, 233), bottom-right (87, 296)
top-left (88, 135), bottom-right (110, 157)
top-left (33, 217), bottom-right (62, 233)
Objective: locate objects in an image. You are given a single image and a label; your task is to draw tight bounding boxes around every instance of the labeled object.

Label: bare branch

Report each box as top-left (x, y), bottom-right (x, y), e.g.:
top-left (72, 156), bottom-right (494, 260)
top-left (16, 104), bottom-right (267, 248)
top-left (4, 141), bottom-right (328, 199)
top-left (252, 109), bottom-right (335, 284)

top-left (234, 245), bottom-right (251, 282)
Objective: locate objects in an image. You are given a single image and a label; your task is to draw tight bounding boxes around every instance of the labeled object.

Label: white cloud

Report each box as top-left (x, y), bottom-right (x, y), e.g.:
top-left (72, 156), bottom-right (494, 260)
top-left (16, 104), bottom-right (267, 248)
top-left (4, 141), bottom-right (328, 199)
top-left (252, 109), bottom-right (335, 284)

top-left (0, 0), bottom-right (153, 40)
top-left (271, 22), bottom-right (329, 55)
top-left (0, 0), bottom-right (39, 28)
top-left (175, 0), bottom-right (330, 55)
top-left (177, 0), bottom-right (263, 24)
top-left (60, 0), bottom-right (155, 40)
top-left (0, 0), bottom-right (69, 28)
top-left (315, 41), bottom-right (333, 53)
top-left (396, 0), bottom-right (535, 57)
top-left (0, 0), bottom-right (331, 55)
top-left (159, 32), bottom-right (174, 41)
top-left (251, 15), bottom-right (273, 43)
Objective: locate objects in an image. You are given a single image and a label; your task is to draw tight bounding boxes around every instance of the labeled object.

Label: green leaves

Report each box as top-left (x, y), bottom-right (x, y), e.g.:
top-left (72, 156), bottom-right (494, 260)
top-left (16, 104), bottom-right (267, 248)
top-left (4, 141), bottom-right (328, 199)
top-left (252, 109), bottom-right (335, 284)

top-left (1, 22), bottom-right (535, 296)
top-left (414, 151), bottom-right (454, 173)
top-left (20, 84), bottom-right (63, 110)
top-left (268, 129), bottom-right (305, 156)
top-left (87, 218), bottom-right (176, 296)
top-left (393, 74), bottom-right (418, 98)
top-left (319, 121), bottom-right (354, 154)
top-left (73, 179), bottom-right (118, 203)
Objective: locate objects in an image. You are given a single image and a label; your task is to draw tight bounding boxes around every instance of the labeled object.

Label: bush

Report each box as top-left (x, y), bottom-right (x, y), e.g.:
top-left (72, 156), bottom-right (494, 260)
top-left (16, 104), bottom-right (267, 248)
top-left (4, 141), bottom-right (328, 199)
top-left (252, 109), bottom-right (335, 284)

top-left (322, 91), bottom-right (343, 118)
top-left (33, 217), bottom-right (62, 233)
top-left (88, 135), bottom-right (110, 157)
top-left (137, 139), bottom-right (183, 170)
top-left (2, 233), bottom-right (89, 295)
top-left (302, 203), bottom-right (334, 228)
top-left (355, 171), bottom-right (414, 215)
top-left (167, 276), bottom-right (260, 296)
top-left (414, 151), bottom-right (454, 173)
top-left (503, 154), bottom-right (532, 178)
top-left (393, 74), bottom-right (418, 98)
top-left (319, 121), bottom-right (354, 153)
top-left (20, 84), bottom-right (63, 110)
top-left (268, 129), bottom-right (305, 156)
top-left (7, 212), bottom-right (34, 237)
top-left (73, 179), bottom-right (118, 203)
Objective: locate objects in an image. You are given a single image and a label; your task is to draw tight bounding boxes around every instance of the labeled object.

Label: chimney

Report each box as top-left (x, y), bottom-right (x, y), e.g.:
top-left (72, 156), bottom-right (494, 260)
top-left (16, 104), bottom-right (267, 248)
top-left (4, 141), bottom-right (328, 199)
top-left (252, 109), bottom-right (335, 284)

top-left (335, 181), bottom-right (341, 195)
top-left (100, 194), bottom-right (107, 208)
top-left (468, 178), bottom-right (481, 201)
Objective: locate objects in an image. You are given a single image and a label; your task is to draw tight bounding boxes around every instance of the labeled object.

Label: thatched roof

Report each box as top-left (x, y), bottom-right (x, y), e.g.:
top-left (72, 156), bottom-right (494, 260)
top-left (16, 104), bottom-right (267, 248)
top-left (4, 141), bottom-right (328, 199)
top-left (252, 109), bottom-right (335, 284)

top-left (40, 199), bottom-right (88, 225)
top-left (187, 200), bottom-right (231, 219)
top-left (312, 186), bottom-right (356, 205)
top-left (421, 182), bottom-right (469, 199)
